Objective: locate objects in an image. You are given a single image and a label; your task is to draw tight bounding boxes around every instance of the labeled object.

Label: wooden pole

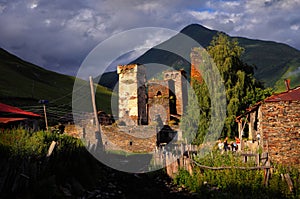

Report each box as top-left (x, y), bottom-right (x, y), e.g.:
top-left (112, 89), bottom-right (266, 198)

top-left (89, 76), bottom-right (102, 147)
top-left (46, 141), bottom-right (56, 157)
top-left (238, 121), bottom-right (242, 151)
top-left (284, 173), bottom-right (294, 192)
top-left (43, 104), bottom-right (48, 131)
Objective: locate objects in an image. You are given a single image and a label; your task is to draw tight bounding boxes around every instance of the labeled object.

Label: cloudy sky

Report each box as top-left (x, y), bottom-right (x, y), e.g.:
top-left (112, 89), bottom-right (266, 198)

top-left (0, 0), bottom-right (300, 77)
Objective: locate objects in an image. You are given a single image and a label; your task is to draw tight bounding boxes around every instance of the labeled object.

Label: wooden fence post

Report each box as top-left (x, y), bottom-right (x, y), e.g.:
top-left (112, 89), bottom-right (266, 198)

top-left (46, 141), bottom-right (56, 157)
top-left (264, 161), bottom-right (271, 186)
top-left (284, 173), bottom-right (294, 192)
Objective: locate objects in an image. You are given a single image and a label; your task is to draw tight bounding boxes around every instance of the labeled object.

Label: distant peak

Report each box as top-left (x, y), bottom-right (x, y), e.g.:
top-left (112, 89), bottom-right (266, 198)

top-left (180, 24), bottom-right (212, 33)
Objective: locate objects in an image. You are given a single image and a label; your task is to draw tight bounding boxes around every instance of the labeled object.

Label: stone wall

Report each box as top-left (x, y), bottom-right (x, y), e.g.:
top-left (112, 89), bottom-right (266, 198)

top-left (147, 81), bottom-right (170, 124)
top-left (260, 101), bottom-right (300, 167)
top-left (101, 126), bottom-right (157, 153)
top-left (163, 70), bottom-right (187, 116)
top-left (64, 123), bottom-right (157, 153)
top-left (117, 64), bottom-right (147, 125)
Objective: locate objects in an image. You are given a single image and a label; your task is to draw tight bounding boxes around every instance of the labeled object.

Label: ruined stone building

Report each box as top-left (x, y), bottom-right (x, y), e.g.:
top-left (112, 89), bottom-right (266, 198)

top-left (236, 80), bottom-right (300, 167)
top-left (117, 64), bottom-right (188, 126)
top-left (147, 70), bottom-right (188, 124)
top-left (116, 47), bottom-right (205, 127)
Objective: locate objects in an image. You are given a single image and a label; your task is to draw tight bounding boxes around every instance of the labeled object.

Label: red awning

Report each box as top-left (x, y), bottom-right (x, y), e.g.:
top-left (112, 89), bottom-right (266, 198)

top-left (0, 117), bottom-right (28, 124)
top-left (0, 103), bottom-right (41, 117)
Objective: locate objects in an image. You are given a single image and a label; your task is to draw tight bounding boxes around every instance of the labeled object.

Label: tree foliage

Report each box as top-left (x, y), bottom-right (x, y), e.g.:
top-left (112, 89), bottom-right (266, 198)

top-left (181, 79), bottom-right (209, 144)
top-left (182, 33), bottom-right (272, 143)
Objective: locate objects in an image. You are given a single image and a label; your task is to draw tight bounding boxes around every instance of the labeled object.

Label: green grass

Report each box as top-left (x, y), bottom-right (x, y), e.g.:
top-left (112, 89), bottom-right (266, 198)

top-left (0, 48), bottom-right (113, 122)
top-left (0, 128), bottom-right (106, 198)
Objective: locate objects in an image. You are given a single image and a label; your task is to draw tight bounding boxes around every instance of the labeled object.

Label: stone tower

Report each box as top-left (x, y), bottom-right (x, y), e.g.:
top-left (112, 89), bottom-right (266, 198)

top-left (190, 47), bottom-right (203, 84)
top-left (163, 70), bottom-right (187, 116)
top-left (147, 80), bottom-right (170, 124)
top-left (117, 64), bottom-right (147, 125)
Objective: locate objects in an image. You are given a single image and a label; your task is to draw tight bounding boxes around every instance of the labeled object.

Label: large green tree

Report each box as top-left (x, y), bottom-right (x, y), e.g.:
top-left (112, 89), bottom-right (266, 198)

top-left (181, 33), bottom-right (272, 144)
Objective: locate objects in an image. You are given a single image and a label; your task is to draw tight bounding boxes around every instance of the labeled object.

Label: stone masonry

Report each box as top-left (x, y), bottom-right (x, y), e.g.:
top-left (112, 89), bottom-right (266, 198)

top-left (117, 64), bottom-right (147, 126)
top-left (118, 64), bottom-right (188, 126)
top-left (163, 70), bottom-right (187, 116)
top-left (147, 80), bottom-right (170, 124)
top-left (259, 101), bottom-right (300, 167)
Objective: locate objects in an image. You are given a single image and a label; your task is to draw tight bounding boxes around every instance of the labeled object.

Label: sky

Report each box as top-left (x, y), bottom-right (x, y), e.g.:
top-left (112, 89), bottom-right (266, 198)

top-left (0, 0), bottom-right (300, 77)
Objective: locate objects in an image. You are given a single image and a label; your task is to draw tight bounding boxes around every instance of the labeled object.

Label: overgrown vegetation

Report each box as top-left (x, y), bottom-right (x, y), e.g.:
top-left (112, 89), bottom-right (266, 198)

top-left (0, 128), bottom-right (105, 198)
top-left (0, 128), bottom-right (84, 157)
top-left (173, 151), bottom-right (300, 199)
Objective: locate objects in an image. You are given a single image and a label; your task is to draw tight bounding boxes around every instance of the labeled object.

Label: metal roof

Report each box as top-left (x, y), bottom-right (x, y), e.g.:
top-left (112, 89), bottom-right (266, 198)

top-left (236, 86), bottom-right (300, 122)
top-left (264, 86), bottom-right (300, 102)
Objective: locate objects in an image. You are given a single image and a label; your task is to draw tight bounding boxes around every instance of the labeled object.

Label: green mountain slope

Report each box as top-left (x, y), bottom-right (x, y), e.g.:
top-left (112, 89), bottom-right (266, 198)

top-left (0, 48), bottom-right (112, 121)
top-left (236, 37), bottom-right (300, 90)
top-left (99, 24), bottom-right (300, 92)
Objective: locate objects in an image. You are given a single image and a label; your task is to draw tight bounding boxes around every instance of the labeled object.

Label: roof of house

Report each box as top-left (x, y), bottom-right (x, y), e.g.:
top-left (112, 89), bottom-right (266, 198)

top-left (236, 86), bottom-right (300, 122)
top-left (264, 86), bottom-right (300, 102)
top-left (0, 103), bottom-right (41, 118)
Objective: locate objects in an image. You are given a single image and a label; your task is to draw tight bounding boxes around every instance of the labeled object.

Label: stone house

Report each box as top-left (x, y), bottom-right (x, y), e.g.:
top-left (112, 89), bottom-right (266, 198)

top-left (236, 80), bottom-right (300, 167)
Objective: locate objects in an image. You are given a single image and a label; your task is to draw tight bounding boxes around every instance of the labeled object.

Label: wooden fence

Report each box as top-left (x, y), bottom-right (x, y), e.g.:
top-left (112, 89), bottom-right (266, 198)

top-left (152, 145), bottom-right (278, 187)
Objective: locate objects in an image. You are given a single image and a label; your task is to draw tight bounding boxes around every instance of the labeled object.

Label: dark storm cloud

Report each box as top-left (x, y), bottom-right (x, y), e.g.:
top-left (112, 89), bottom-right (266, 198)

top-left (190, 0), bottom-right (300, 50)
top-left (0, 0), bottom-right (299, 76)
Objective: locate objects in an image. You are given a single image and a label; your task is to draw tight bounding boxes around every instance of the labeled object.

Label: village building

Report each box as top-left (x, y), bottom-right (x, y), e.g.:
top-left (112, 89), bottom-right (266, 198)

top-left (94, 47), bottom-right (203, 152)
top-left (236, 80), bottom-right (300, 167)
top-left (116, 47), bottom-right (204, 127)
top-left (117, 64), bottom-right (188, 126)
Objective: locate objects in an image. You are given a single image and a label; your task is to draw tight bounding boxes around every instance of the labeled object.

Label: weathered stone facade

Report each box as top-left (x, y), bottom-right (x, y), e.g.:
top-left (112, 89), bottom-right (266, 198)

top-left (237, 86), bottom-right (300, 167)
top-left (117, 64), bottom-right (147, 126)
top-left (101, 126), bottom-right (157, 153)
top-left (147, 70), bottom-right (187, 125)
top-left (163, 70), bottom-right (188, 116)
top-left (118, 64), bottom-right (188, 126)
top-left (259, 101), bottom-right (300, 166)
top-left (147, 80), bottom-right (170, 124)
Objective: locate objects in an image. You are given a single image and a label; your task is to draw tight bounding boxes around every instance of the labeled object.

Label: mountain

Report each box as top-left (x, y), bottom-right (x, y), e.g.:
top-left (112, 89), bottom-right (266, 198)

top-left (99, 24), bottom-right (300, 92)
top-left (0, 48), bottom-right (112, 121)
top-left (236, 37), bottom-right (300, 90)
